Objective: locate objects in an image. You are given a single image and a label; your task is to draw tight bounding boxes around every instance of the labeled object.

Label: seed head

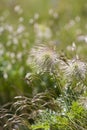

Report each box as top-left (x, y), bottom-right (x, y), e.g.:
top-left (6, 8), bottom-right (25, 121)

top-left (29, 44), bottom-right (60, 72)
top-left (63, 59), bottom-right (87, 81)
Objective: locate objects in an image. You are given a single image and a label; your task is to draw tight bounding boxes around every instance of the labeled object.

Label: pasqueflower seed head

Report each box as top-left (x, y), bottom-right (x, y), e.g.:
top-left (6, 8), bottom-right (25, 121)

top-left (29, 44), bottom-right (60, 72)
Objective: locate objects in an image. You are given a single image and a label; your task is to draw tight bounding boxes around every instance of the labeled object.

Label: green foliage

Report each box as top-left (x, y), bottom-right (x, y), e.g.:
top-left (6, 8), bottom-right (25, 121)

top-left (0, 44), bottom-right (87, 129)
top-left (0, 0), bottom-right (87, 129)
top-left (0, 0), bottom-right (87, 103)
top-left (31, 102), bottom-right (87, 130)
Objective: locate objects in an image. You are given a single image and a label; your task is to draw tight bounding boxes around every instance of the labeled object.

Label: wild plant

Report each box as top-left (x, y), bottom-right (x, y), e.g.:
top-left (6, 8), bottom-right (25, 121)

top-left (0, 44), bottom-right (87, 130)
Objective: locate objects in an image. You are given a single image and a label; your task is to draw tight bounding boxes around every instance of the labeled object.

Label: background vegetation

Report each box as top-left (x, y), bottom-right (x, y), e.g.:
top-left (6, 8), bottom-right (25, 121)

top-left (0, 0), bottom-right (87, 129)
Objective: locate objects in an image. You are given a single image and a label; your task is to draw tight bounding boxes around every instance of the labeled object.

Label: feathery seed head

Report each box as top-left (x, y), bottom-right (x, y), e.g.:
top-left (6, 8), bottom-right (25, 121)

top-left (63, 59), bottom-right (87, 81)
top-left (29, 44), bottom-right (60, 72)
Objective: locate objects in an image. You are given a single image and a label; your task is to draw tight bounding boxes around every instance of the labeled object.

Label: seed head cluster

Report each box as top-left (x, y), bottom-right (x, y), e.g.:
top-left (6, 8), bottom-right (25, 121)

top-left (63, 59), bottom-right (87, 80)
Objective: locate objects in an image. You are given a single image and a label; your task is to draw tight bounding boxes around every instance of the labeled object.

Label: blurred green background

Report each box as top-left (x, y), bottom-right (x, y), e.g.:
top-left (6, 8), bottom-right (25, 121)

top-left (0, 0), bottom-right (87, 104)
